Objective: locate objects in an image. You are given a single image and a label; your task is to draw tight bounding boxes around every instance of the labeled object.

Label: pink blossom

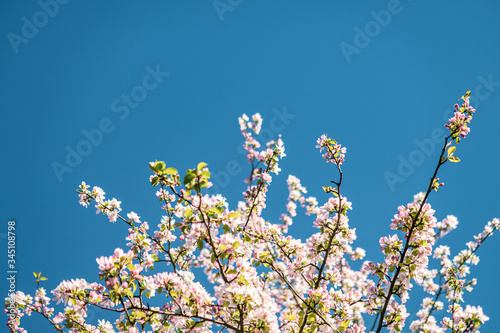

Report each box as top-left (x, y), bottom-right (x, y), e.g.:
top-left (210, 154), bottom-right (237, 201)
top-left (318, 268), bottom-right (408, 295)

top-left (127, 211), bottom-right (141, 223)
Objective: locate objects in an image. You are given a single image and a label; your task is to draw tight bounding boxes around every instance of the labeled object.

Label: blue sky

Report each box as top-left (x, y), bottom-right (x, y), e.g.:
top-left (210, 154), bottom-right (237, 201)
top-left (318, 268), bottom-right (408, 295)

top-left (1, 1), bottom-right (500, 331)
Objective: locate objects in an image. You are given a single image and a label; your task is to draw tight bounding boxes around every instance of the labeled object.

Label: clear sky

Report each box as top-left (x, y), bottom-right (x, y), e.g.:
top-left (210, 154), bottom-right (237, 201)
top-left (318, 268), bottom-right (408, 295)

top-left (1, 1), bottom-right (500, 331)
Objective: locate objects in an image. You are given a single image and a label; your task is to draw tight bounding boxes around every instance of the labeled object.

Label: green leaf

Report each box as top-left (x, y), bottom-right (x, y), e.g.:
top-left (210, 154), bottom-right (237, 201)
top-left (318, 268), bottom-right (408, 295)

top-left (197, 239), bottom-right (204, 251)
top-left (459, 90), bottom-right (471, 101)
top-left (298, 315), bottom-right (304, 327)
top-left (127, 264), bottom-right (135, 271)
top-left (40, 277), bottom-right (48, 281)
top-left (197, 162), bottom-right (207, 171)
top-left (151, 176), bottom-right (159, 187)
top-left (165, 167), bottom-right (178, 175)
top-left (233, 241), bottom-right (240, 249)
top-left (448, 156), bottom-right (461, 163)
top-left (125, 288), bottom-right (134, 298)
top-left (209, 207), bottom-right (224, 215)
top-left (184, 209), bottom-right (193, 218)
top-left (307, 313), bottom-right (316, 324)
top-left (447, 146), bottom-right (456, 155)
top-left (153, 161), bottom-right (166, 171)
top-left (338, 319), bottom-right (350, 332)
top-left (184, 171), bottom-right (196, 186)
top-left (227, 212), bottom-right (240, 218)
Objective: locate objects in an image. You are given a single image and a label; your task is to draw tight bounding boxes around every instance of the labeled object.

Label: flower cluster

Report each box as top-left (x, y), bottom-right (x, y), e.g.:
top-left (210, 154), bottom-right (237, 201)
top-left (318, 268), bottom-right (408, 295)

top-left (279, 175), bottom-right (320, 232)
top-left (316, 134), bottom-right (346, 165)
top-left (238, 113), bottom-right (264, 163)
top-left (77, 182), bottom-right (122, 223)
top-left (445, 91), bottom-right (476, 141)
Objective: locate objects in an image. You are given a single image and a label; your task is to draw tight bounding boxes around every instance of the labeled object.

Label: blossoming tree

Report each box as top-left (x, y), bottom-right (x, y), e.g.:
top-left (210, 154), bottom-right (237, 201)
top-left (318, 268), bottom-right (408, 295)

top-left (5, 92), bottom-right (499, 332)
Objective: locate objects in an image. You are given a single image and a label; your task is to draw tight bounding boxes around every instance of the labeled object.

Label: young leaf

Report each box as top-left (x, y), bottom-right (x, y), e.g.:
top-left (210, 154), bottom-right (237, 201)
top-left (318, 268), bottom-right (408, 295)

top-left (209, 206), bottom-right (224, 215)
top-left (165, 167), bottom-right (178, 175)
top-left (125, 288), bottom-right (134, 298)
top-left (184, 172), bottom-right (196, 186)
top-left (339, 319), bottom-right (351, 332)
top-left (184, 208), bottom-right (193, 218)
top-left (197, 162), bottom-right (207, 171)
